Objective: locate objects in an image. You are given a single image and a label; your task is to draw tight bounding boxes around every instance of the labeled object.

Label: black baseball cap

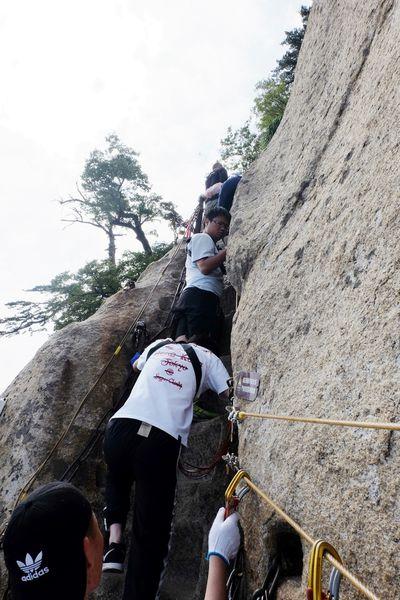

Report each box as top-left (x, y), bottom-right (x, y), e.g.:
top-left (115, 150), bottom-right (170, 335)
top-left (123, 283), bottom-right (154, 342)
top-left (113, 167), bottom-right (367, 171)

top-left (3, 482), bottom-right (92, 600)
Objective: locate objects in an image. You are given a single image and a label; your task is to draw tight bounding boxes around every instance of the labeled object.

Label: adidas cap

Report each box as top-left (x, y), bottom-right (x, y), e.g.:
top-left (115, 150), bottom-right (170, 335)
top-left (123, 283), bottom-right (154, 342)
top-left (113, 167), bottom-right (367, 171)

top-left (3, 482), bottom-right (92, 600)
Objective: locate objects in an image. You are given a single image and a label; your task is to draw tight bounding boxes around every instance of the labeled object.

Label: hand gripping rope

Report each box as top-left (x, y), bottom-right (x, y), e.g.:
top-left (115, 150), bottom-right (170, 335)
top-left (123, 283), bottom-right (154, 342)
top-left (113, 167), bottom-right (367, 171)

top-left (222, 464), bottom-right (380, 600)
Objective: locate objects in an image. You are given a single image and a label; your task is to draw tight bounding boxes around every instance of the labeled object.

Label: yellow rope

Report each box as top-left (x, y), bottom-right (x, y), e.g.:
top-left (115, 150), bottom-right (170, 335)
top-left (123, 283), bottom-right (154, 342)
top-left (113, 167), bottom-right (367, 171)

top-left (237, 410), bottom-right (400, 432)
top-left (243, 476), bottom-right (380, 600)
top-left (0, 224), bottom-right (192, 538)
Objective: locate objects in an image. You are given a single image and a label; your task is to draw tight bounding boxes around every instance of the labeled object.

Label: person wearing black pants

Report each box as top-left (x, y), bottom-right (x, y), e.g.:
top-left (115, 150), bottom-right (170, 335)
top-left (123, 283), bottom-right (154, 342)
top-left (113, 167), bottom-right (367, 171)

top-left (104, 418), bottom-right (180, 600)
top-left (102, 336), bottom-right (230, 599)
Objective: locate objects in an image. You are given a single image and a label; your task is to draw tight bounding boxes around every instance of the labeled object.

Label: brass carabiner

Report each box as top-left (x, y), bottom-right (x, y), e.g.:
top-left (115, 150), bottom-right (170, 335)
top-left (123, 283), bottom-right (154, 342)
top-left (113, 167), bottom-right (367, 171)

top-left (224, 469), bottom-right (250, 517)
top-left (307, 539), bottom-right (342, 600)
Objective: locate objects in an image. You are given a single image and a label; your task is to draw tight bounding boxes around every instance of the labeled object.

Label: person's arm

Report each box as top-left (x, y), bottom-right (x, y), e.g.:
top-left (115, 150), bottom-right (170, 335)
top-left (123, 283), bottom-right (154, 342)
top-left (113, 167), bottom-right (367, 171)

top-left (205, 508), bottom-right (240, 600)
top-left (204, 556), bottom-right (228, 600)
top-left (197, 249), bottom-right (226, 275)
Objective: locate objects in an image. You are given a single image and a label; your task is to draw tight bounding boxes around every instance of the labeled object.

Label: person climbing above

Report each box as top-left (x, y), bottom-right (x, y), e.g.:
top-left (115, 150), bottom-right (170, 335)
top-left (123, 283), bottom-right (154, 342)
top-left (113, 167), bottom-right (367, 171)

top-left (204, 161), bottom-right (229, 212)
top-left (217, 174), bottom-right (242, 214)
top-left (102, 334), bottom-right (230, 600)
top-left (3, 482), bottom-right (104, 600)
top-left (205, 507), bottom-right (241, 600)
top-left (174, 206), bottom-right (231, 348)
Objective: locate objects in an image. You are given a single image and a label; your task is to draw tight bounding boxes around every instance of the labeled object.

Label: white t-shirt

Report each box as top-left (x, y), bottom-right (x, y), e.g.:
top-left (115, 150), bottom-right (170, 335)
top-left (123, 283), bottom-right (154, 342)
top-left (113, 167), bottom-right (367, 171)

top-left (185, 233), bottom-right (223, 297)
top-left (112, 339), bottom-right (230, 446)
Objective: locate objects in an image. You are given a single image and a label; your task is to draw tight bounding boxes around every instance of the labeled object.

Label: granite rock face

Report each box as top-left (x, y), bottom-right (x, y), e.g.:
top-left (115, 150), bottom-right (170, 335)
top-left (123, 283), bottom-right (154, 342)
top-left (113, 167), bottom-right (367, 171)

top-left (228, 1), bottom-right (399, 597)
top-left (0, 247), bottom-right (233, 599)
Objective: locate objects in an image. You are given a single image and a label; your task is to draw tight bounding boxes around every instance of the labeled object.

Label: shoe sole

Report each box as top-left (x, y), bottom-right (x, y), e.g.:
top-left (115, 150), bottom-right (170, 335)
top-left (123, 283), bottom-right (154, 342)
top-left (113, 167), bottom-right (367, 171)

top-left (102, 563), bottom-right (124, 573)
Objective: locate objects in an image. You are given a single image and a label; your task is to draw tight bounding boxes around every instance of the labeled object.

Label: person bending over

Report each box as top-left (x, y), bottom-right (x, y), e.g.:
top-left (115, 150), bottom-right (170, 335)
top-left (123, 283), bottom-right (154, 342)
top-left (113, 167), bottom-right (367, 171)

top-left (102, 334), bottom-right (230, 600)
top-left (174, 206), bottom-right (231, 348)
top-left (3, 482), bottom-right (103, 600)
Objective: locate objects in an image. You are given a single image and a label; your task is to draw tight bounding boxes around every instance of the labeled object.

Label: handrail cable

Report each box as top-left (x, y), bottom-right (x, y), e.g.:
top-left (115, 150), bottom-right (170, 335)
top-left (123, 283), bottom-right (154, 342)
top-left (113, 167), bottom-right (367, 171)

top-left (0, 212), bottom-right (196, 539)
top-left (242, 475), bottom-right (380, 600)
top-left (235, 409), bottom-right (400, 432)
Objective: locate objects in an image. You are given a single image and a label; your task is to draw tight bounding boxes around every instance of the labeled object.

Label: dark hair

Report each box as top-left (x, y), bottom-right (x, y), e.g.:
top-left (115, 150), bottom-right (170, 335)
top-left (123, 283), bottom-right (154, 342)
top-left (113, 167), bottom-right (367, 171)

top-left (188, 334), bottom-right (219, 356)
top-left (3, 482), bottom-right (92, 600)
top-left (204, 206), bottom-right (231, 223)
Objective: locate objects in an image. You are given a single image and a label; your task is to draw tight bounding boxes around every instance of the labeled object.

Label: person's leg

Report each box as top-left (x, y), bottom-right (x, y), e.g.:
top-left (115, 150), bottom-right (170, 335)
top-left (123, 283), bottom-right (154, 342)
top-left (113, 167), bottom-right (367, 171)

top-left (122, 427), bottom-right (180, 600)
top-left (103, 419), bottom-right (139, 533)
top-left (185, 288), bottom-right (223, 350)
top-left (217, 175), bottom-right (241, 212)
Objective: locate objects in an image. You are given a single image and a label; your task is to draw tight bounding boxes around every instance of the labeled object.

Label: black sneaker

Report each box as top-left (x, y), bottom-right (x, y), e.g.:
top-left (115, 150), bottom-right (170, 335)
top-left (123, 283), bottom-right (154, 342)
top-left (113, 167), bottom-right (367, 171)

top-left (102, 542), bottom-right (126, 573)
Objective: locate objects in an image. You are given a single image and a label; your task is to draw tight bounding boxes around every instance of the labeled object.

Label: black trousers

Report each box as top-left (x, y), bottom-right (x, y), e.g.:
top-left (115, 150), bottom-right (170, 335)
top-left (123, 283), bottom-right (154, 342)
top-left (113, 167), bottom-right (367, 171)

top-left (104, 418), bottom-right (181, 600)
top-left (173, 286), bottom-right (224, 346)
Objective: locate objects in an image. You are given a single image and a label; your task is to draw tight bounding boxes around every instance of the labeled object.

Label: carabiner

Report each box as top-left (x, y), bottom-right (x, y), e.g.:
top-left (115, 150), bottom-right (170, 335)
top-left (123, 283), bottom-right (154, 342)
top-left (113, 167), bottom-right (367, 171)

top-left (327, 568), bottom-right (341, 600)
top-left (252, 555), bottom-right (281, 599)
top-left (224, 469), bottom-right (250, 518)
top-left (307, 539), bottom-right (342, 600)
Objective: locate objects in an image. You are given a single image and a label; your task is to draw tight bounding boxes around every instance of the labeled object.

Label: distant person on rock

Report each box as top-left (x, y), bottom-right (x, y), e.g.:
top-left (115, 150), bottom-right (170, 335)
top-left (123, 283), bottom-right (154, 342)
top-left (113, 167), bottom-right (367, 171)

top-left (102, 334), bottom-right (230, 600)
top-left (3, 482), bottom-right (103, 600)
top-left (174, 206), bottom-right (231, 348)
top-left (217, 174), bottom-right (242, 214)
top-left (204, 162), bottom-right (228, 212)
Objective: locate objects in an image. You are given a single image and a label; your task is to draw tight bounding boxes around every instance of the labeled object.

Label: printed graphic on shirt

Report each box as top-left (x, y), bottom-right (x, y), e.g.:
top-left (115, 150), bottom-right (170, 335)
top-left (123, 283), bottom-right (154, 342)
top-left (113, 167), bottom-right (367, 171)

top-left (151, 347), bottom-right (202, 391)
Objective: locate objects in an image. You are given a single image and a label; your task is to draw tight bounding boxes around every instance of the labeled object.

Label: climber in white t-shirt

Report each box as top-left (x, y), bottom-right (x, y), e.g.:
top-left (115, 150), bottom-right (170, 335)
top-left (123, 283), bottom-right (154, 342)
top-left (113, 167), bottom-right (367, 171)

top-left (102, 334), bottom-right (230, 600)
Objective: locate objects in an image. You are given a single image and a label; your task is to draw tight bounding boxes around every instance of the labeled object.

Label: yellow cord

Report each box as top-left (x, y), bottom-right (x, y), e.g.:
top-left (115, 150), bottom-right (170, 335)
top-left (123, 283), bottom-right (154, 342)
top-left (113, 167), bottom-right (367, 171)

top-left (237, 410), bottom-right (400, 432)
top-left (242, 476), bottom-right (380, 600)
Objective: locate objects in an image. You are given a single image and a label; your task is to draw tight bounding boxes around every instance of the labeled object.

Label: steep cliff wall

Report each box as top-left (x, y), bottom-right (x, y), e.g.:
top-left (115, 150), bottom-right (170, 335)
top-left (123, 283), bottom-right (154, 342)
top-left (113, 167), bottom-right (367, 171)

top-left (0, 248), bottom-right (233, 599)
top-left (228, 0), bottom-right (399, 597)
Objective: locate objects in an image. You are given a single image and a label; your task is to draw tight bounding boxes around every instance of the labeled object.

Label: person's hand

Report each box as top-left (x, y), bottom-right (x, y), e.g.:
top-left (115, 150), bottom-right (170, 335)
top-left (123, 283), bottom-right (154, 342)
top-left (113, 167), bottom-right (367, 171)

top-left (207, 507), bottom-right (240, 565)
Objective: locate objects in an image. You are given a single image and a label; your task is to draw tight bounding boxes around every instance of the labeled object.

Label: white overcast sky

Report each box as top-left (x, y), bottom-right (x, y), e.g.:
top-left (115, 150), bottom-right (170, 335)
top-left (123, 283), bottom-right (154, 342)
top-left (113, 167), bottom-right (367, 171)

top-left (0, 0), bottom-right (304, 393)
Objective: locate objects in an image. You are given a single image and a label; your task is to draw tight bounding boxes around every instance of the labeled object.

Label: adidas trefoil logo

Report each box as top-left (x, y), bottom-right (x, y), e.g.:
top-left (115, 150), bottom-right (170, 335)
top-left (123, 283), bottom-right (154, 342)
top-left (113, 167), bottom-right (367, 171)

top-left (17, 552), bottom-right (50, 582)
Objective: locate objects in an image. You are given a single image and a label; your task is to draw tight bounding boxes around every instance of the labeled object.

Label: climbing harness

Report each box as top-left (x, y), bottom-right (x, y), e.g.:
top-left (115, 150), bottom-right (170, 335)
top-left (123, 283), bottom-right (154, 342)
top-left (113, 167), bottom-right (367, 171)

top-left (178, 421), bottom-right (233, 479)
top-left (306, 540), bottom-right (342, 600)
top-left (251, 555), bottom-right (281, 600)
top-left (223, 465), bottom-right (379, 600)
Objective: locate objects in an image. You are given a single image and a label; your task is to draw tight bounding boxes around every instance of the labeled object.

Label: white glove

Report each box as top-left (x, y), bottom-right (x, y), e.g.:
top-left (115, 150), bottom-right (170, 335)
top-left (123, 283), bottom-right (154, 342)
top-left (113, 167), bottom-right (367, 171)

top-left (207, 507), bottom-right (240, 565)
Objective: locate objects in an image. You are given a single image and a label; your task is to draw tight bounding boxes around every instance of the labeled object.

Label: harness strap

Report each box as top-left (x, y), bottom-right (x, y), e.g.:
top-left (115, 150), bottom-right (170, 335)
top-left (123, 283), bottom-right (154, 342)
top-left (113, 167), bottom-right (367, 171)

top-left (146, 340), bottom-right (202, 397)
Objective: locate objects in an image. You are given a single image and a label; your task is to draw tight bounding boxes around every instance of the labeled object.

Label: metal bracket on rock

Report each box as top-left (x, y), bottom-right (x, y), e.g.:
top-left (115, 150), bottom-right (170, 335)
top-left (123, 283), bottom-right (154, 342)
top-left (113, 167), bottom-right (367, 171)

top-left (226, 406), bottom-right (245, 425)
top-left (235, 371), bottom-right (260, 402)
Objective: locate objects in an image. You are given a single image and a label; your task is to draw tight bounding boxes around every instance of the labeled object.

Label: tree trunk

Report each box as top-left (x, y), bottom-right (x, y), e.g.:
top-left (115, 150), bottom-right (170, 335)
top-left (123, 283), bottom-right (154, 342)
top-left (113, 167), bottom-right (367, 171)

top-left (133, 222), bottom-right (152, 256)
top-left (107, 230), bottom-right (116, 266)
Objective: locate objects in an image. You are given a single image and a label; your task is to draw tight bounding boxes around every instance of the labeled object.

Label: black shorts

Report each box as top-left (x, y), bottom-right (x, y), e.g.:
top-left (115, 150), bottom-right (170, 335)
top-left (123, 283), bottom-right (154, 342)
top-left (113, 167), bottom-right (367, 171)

top-left (173, 286), bottom-right (223, 343)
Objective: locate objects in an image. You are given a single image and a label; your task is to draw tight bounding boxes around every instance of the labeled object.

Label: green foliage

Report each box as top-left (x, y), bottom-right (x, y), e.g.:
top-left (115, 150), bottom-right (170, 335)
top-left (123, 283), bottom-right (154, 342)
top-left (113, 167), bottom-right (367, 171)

top-left (274, 6), bottom-right (310, 86)
top-left (254, 77), bottom-right (290, 149)
top-left (62, 134), bottom-right (182, 259)
top-left (220, 121), bottom-right (261, 172)
top-left (220, 5), bottom-right (310, 169)
top-left (0, 244), bottom-right (172, 335)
